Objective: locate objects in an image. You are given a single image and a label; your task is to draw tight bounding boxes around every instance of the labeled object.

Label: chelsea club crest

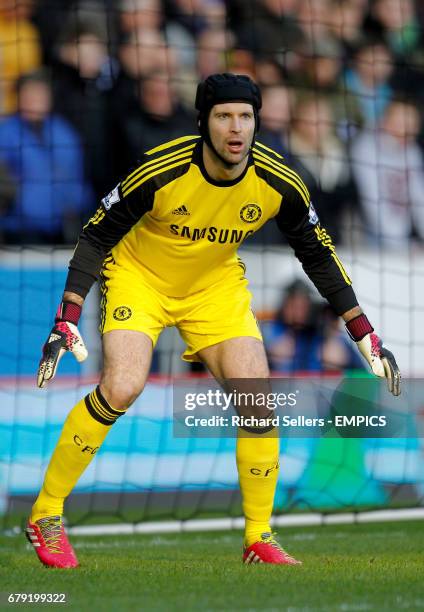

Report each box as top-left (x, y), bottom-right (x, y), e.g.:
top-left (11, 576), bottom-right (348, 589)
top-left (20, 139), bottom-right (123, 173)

top-left (240, 203), bottom-right (262, 223)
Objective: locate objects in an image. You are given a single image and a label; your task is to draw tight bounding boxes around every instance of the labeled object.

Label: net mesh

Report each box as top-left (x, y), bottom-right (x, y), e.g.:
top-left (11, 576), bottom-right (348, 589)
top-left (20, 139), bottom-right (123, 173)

top-left (1, 0), bottom-right (424, 531)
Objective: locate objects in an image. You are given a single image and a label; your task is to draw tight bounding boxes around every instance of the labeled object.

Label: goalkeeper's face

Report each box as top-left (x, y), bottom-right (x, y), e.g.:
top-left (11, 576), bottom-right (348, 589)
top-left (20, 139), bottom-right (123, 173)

top-left (207, 102), bottom-right (256, 167)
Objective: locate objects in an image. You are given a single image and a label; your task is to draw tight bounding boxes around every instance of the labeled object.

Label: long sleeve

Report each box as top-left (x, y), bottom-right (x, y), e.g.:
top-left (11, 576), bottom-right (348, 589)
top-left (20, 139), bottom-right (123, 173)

top-left (275, 186), bottom-right (358, 315)
top-left (65, 161), bottom-right (156, 297)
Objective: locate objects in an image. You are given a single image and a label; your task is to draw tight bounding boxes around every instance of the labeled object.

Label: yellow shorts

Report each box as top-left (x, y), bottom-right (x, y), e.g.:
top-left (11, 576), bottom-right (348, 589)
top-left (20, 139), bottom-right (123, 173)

top-left (99, 257), bottom-right (262, 362)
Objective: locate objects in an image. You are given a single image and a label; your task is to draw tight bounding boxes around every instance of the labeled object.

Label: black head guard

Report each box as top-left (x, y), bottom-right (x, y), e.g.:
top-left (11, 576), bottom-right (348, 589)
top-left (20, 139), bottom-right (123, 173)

top-left (195, 73), bottom-right (262, 143)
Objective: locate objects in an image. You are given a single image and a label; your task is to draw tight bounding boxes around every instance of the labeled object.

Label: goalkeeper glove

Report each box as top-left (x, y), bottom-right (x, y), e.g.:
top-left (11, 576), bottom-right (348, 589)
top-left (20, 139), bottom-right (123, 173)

top-left (37, 301), bottom-right (88, 388)
top-left (345, 313), bottom-right (401, 396)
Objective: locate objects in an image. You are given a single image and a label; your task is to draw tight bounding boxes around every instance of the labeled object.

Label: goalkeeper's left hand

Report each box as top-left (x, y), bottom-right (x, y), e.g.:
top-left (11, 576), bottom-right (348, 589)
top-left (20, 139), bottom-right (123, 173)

top-left (345, 313), bottom-right (401, 396)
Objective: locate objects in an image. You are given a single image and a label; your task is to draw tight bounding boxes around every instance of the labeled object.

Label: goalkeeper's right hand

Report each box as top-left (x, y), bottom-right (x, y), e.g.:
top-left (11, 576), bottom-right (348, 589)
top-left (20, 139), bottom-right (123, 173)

top-left (37, 302), bottom-right (88, 388)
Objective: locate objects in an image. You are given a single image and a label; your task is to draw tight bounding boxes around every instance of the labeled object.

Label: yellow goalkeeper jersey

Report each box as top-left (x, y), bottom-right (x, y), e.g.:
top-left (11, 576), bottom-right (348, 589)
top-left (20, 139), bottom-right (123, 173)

top-left (69, 135), bottom-right (352, 310)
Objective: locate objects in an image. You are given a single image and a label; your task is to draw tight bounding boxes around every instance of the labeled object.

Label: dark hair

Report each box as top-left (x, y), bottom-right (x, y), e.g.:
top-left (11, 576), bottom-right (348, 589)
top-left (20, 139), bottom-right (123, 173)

top-left (283, 279), bottom-right (312, 299)
top-left (351, 34), bottom-right (390, 58)
top-left (58, 16), bottom-right (107, 46)
top-left (16, 68), bottom-right (52, 94)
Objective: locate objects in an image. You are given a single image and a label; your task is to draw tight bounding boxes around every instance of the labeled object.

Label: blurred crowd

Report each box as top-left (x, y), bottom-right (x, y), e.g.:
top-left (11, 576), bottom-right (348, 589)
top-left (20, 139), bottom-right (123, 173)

top-left (0, 0), bottom-right (424, 248)
top-left (262, 279), bottom-right (365, 373)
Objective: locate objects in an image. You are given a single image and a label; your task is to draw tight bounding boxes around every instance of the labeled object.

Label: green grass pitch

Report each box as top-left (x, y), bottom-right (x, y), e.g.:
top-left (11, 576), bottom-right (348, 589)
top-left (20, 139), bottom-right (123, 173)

top-left (1, 521), bottom-right (423, 611)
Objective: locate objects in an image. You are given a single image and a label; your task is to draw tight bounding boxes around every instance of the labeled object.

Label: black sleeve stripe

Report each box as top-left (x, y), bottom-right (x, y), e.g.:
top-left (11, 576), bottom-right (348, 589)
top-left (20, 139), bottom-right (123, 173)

top-left (254, 158), bottom-right (310, 205)
top-left (122, 154), bottom-right (193, 198)
top-left (252, 148), bottom-right (310, 201)
top-left (122, 141), bottom-right (197, 191)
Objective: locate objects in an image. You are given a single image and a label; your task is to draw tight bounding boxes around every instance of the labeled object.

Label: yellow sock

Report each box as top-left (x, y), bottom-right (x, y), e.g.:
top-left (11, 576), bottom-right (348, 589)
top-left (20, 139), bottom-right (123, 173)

top-left (236, 429), bottom-right (279, 547)
top-left (31, 387), bottom-right (124, 522)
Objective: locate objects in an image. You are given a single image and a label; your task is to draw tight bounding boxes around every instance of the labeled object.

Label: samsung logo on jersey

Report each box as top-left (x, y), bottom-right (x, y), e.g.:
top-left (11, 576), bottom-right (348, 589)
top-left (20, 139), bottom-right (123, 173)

top-left (170, 225), bottom-right (254, 243)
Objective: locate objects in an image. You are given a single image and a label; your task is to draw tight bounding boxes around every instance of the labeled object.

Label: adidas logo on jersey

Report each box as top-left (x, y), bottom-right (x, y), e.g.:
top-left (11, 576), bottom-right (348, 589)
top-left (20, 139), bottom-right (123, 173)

top-left (172, 205), bottom-right (190, 216)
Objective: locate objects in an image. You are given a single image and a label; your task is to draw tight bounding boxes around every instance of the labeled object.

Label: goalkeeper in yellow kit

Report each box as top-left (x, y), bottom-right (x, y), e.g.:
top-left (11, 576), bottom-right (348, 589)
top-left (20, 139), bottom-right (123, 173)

top-left (27, 73), bottom-right (401, 568)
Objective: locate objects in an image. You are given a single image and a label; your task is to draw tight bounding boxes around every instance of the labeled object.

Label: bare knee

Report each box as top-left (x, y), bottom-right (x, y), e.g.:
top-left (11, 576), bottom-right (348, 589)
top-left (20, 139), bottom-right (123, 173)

top-left (100, 330), bottom-right (153, 410)
top-left (99, 376), bottom-right (145, 410)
